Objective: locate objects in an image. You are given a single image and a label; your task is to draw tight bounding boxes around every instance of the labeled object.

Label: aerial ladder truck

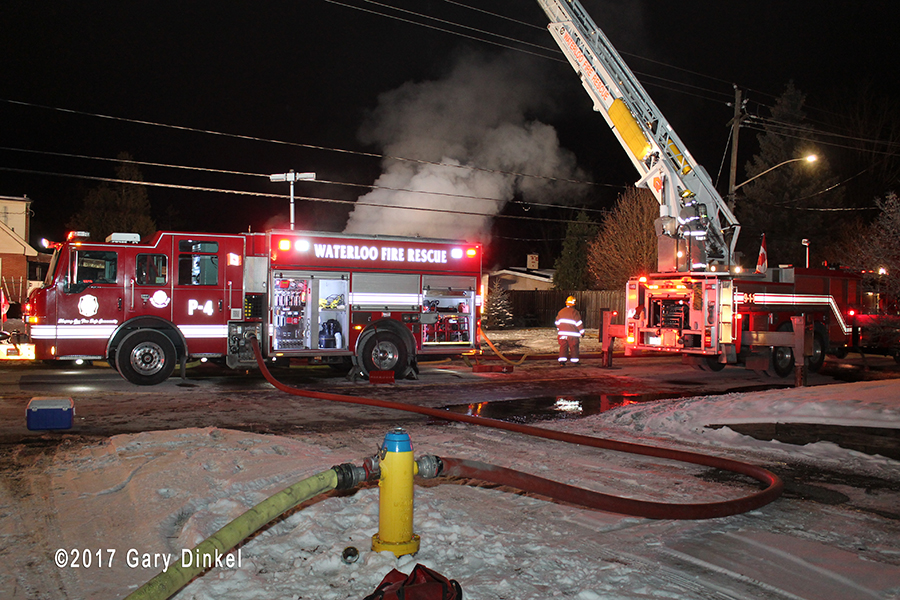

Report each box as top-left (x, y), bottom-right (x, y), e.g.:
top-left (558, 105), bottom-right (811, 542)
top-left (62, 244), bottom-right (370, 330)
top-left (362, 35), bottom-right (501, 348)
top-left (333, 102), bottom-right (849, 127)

top-left (536, 0), bottom-right (883, 376)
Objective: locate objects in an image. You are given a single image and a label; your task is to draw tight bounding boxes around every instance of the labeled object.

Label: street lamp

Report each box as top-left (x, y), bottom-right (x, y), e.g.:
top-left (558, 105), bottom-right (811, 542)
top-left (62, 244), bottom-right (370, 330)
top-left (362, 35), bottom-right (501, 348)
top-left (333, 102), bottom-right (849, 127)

top-left (269, 170), bottom-right (316, 230)
top-left (732, 154), bottom-right (817, 192)
top-left (801, 238), bottom-right (810, 268)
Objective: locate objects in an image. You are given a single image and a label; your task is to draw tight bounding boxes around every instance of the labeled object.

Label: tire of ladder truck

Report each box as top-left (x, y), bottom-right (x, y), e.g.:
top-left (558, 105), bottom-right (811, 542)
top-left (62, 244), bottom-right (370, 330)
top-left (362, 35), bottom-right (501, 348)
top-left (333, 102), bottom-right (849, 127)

top-left (767, 321), bottom-right (796, 377)
top-left (767, 321), bottom-right (827, 377)
top-left (115, 329), bottom-right (177, 385)
top-left (698, 355), bottom-right (726, 372)
top-left (360, 331), bottom-right (409, 378)
top-left (808, 328), bottom-right (827, 372)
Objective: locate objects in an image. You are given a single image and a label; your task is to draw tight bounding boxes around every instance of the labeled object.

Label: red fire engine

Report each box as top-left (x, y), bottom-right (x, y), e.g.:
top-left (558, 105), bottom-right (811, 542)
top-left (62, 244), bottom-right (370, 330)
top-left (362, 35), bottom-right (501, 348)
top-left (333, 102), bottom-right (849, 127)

top-left (24, 230), bottom-right (482, 384)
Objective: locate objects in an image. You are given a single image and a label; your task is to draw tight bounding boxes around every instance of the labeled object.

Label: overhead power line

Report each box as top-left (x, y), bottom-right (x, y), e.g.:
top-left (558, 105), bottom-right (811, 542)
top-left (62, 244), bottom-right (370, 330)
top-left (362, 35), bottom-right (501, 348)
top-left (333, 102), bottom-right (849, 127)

top-left (327, 0), bottom-right (735, 106)
top-left (1, 98), bottom-right (598, 189)
top-left (323, 0), bottom-right (560, 61)
top-left (741, 122), bottom-right (900, 157)
top-left (747, 116), bottom-right (900, 150)
top-left (0, 166), bottom-right (595, 226)
top-left (0, 145), bottom-right (618, 216)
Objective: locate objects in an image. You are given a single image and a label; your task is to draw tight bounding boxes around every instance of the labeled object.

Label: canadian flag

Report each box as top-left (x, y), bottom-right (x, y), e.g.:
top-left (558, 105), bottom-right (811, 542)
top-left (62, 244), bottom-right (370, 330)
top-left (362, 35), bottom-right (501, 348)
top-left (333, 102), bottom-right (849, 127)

top-left (755, 234), bottom-right (768, 275)
top-left (1, 290), bottom-right (8, 323)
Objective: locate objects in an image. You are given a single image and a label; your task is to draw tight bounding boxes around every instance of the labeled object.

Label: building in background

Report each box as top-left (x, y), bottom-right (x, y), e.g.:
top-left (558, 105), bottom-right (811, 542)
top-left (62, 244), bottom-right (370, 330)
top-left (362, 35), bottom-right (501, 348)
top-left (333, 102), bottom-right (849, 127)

top-left (0, 195), bottom-right (51, 316)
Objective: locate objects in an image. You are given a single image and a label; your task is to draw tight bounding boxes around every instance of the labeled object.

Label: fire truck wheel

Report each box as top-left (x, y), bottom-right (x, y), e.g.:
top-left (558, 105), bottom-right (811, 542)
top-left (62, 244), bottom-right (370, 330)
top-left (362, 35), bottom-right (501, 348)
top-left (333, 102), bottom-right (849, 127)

top-left (699, 356), bottom-right (726, 372)
top-left (808, 330), bottom-right (827, 373)
top-left (115, 329), bottom-right (177, 385)
top-left (767, 345), bottom-right (795, 378)
top-left (360, 332), bottom-right (408, 376)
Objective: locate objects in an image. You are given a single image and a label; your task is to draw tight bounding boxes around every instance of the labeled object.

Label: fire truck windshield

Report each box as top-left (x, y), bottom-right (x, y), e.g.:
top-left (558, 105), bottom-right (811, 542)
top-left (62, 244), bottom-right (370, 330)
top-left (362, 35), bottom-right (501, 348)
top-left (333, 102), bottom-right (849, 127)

top-left (43, 247), bottom-right (62, 288)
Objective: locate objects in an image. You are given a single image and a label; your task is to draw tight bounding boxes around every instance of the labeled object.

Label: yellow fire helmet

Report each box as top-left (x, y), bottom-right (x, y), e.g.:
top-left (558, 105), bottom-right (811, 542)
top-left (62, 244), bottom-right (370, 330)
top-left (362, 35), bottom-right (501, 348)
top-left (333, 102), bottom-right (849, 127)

top-left (566, 296), bottom-right (576, 306)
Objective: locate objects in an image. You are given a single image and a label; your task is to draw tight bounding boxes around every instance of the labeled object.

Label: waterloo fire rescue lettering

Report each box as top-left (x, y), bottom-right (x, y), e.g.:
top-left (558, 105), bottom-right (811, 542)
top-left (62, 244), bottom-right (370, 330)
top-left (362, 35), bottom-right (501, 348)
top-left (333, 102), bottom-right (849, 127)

top-left (22, 230), bottom-right (482, 385)
top-left (311, 243), bottom-right (448, 264)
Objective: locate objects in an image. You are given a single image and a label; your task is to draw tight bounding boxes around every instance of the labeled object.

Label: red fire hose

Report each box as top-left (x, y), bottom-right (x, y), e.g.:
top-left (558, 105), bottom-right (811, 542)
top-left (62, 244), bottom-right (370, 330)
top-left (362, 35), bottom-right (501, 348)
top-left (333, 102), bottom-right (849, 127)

top-left (250, 338), bottom-right (782, 519)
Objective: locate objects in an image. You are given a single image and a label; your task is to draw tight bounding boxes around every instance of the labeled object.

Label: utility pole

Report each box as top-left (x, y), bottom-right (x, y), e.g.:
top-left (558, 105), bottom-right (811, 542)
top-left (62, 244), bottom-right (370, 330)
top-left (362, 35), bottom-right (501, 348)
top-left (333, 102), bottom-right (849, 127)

top-left (726, 86), bottom-right (746, 212)
top-left (269, 170), bottom-right (316, 230)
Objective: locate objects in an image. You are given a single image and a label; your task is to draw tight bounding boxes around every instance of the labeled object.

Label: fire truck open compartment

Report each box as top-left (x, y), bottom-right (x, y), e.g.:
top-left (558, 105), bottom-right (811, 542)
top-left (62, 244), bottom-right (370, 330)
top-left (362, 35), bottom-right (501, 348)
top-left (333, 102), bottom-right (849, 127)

top-left (421, 275), bottom-right (477, 348)
top-left (270, 272), bottom-right (349, 353)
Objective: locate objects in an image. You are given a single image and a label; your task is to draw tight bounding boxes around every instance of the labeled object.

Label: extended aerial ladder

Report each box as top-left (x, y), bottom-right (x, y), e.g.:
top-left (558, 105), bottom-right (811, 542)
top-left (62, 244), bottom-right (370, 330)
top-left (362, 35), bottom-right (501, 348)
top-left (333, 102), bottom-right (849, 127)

top-left (536, 0), bottom-right (739, 272)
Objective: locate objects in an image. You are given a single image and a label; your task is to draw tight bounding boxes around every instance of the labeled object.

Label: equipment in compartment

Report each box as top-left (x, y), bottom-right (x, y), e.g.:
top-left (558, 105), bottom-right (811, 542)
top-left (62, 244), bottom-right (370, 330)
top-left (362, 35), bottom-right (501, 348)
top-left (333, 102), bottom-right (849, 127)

top-left (424, 314), bottom-right (469, 343)
top-left (272, 276), bottom-right (310, 350)
top-left (421, 290), bottom-right (473, 344)
top-left (318, 318), bottom-right (343, 349)
top-left (316, 278), bottom-right (348, 350)
top-left (320, 294), bottom-right (345, 310)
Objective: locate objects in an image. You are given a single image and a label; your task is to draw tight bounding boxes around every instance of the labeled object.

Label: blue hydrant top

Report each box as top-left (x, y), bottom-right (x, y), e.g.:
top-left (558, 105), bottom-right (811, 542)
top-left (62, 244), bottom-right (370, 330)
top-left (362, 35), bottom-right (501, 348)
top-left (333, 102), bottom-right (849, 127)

top-left (382, 428), bottom-right (413, 453)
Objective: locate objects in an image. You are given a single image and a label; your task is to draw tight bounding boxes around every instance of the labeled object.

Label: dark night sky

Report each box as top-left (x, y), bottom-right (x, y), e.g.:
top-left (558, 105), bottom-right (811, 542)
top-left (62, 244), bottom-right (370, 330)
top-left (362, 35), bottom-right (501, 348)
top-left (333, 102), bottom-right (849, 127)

top-left (3, 1), bottom-right (898, 268)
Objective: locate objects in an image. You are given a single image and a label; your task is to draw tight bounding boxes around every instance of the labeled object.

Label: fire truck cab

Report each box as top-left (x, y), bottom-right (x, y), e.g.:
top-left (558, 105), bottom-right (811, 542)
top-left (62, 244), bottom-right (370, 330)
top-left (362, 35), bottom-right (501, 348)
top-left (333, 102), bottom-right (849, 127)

top-left (25, 230), bottom-right (482, 385)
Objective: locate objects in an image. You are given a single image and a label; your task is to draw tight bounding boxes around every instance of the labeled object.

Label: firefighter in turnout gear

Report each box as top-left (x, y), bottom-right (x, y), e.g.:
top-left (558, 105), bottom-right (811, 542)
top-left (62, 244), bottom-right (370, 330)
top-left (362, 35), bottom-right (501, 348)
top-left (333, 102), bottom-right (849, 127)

top-left (555, 296), bottom-right (584, 364)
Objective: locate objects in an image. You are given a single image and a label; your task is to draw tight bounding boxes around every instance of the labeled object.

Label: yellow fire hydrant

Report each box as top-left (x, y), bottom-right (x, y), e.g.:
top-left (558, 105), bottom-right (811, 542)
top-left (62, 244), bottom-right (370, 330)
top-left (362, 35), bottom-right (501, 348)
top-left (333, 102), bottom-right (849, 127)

top-left (372, 428), bottom-right (420, 557)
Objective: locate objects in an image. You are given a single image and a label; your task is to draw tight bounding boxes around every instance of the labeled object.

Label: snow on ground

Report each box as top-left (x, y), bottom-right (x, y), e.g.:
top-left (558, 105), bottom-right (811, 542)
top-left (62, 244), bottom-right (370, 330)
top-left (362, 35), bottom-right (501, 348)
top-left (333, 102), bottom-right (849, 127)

top-left (8, 378), bottom-right (899, 600)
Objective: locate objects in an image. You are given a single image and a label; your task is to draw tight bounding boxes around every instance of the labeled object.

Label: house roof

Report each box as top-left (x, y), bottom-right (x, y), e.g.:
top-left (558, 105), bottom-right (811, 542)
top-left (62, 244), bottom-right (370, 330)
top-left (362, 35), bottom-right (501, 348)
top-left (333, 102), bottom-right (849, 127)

top-left (0, 195), bottom-right (32, 204)
top-left (0, 219), bottom-right (38, 256)
top-left (490, 267), bottom-right (555, 283)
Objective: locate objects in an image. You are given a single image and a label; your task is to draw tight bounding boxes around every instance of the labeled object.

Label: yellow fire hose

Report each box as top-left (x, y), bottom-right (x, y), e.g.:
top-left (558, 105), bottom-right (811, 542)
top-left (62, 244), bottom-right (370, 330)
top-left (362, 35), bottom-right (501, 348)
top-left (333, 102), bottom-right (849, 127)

top-left (123, 469), bottom-right (339, 600)
top-left (473, 326), bottom-right (529, 366)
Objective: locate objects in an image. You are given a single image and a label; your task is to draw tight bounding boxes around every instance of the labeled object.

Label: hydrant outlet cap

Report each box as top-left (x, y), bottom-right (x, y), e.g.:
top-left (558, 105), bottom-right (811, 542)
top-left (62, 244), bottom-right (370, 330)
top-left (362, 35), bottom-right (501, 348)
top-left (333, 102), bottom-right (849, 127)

top-left (382, 429), bottom-right (413, 453)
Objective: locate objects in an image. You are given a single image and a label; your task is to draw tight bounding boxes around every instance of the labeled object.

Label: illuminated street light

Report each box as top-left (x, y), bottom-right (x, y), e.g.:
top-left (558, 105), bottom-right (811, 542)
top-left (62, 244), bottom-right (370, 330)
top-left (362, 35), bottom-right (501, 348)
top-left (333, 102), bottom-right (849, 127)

top-left (733, 155), bottom-right (817, 191)
top-left (269, 170), bottom-right (316, 230)
top-left (802, 238), bottom-right (810, 268)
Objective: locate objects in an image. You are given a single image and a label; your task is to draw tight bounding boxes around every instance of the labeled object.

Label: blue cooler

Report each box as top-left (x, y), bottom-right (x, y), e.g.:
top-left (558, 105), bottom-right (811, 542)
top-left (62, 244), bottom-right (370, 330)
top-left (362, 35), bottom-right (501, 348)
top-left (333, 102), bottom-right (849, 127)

top-left (26, 397), bottom-right (75, 431)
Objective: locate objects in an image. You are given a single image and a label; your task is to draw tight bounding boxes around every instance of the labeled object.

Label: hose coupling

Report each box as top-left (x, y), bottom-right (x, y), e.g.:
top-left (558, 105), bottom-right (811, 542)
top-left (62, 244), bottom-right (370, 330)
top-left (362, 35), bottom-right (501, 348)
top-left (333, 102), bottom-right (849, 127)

top-left (363, 454), bottom-right (381, 480)
top-left (332, 463), bottom-right (369, 490)
top-left (415, 454), bottom-right (443, 479)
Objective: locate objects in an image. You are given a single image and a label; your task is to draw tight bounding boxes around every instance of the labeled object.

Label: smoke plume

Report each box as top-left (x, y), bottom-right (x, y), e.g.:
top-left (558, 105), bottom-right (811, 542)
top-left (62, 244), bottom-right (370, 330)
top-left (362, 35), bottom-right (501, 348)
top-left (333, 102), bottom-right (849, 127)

top-left (343, 51), bottom-right (586, 240)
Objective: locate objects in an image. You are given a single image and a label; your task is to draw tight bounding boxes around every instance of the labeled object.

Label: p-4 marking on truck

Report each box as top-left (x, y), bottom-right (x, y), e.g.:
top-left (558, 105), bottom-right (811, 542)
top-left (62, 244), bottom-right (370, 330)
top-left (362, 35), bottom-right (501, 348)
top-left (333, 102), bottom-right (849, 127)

top-left (24, 230), bottom-right (482, 385)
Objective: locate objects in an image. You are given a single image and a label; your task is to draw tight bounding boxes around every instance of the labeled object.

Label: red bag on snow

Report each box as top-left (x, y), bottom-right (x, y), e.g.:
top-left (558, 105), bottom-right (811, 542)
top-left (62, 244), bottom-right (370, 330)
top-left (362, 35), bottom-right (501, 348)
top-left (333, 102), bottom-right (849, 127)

top-left (363, 564), bottom-right (463, 600)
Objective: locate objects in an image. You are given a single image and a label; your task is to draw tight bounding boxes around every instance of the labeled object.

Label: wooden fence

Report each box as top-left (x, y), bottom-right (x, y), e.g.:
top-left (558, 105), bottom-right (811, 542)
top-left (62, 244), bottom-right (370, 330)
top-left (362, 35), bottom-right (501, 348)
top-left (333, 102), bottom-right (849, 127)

top-left (506, 290), bottom-right (625, 329)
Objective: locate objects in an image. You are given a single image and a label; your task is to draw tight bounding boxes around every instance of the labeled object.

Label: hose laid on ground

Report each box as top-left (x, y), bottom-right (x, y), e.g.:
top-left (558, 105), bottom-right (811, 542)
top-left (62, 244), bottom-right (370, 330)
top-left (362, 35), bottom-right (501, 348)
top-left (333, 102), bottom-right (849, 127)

top-left (477, 326), bottom-right (529, 366)
top-left (250, 338), bottom-right (782, 519)
top-left (123, 469), bottom-right (340, 600)
top-left (437, 457), bottom-right (766, 520)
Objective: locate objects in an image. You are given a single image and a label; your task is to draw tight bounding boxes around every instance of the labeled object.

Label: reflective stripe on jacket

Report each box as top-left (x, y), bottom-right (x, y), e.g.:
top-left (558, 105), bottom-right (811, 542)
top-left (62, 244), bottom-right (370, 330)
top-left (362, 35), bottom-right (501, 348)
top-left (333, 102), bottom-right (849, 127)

top-left (555, 306), bottom-right (584, 338)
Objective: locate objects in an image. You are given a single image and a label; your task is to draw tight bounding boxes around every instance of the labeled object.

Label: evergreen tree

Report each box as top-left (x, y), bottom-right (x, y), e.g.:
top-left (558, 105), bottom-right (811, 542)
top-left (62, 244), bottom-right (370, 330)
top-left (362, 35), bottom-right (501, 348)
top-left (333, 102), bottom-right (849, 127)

top-left (586, 187), bottom-right (658, 290)
top-left (850, 192), bottom-right (900, 311)
top-left (735, 82), bottom-right (842, 267)
top-left (482, 280), bottom-right (515, 330)
top-left (552, 211), bottom-right (598, 290)
top-left (68, 152), bottom-right (156, 241)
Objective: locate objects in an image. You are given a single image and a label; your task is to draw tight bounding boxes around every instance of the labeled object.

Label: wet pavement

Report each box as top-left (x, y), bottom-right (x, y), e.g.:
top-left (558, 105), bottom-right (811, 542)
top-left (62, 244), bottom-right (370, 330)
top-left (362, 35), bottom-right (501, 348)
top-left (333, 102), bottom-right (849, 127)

top-left (441, 384), bottom-right (793, 424)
